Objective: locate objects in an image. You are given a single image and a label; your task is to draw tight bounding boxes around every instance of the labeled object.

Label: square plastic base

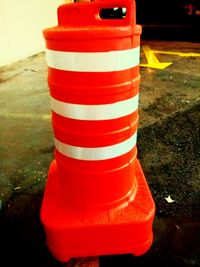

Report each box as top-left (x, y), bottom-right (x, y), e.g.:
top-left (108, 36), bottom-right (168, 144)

top-left (41, 159), bottom-right (155, 262)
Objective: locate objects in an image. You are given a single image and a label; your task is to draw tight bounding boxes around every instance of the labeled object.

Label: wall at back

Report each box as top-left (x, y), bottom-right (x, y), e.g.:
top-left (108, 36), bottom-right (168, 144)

top-left (0, 0), bottom-right (63, 67)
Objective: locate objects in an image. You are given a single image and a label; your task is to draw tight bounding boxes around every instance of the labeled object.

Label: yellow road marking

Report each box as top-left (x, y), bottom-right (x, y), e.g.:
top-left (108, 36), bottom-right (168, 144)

top-left (140, 45), bottom-right (172, 69)
top-left (141, 45), bottom-right (200, 69)
top-left (153, 50), bottom-right (200, 57)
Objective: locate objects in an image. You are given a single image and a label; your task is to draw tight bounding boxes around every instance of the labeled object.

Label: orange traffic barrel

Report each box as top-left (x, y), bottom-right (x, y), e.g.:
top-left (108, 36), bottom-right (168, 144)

top-left (41, 0), bottom-right (155, 262)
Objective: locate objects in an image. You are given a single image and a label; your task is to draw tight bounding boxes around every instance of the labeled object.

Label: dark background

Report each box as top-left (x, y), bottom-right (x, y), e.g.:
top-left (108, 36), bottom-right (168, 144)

top-left (136, 0), bottom-right (200, 42)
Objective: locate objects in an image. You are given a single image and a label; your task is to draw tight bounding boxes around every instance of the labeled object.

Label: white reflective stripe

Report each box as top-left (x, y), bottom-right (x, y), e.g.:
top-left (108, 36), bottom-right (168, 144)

top-left (54, 132), bottom-right (137, 161)
top-left (46, 47), bottom-right (140, 72)
top-left (51, 94), bottom-right (139, 121)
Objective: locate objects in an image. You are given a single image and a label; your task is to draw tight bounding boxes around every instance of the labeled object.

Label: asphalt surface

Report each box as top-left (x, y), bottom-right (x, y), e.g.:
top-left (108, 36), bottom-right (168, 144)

top-left (0, 40), bottom-right (200, 267)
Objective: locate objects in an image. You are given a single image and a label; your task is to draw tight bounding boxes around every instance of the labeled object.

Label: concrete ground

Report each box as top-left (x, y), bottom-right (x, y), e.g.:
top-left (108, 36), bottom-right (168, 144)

top-left (0, 40), bottom-right (200, 267)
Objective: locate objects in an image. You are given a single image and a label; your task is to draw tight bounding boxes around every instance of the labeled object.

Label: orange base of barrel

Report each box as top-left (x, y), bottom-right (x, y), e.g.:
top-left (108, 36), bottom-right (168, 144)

top-left (41, 159), bottom-right (155, 262)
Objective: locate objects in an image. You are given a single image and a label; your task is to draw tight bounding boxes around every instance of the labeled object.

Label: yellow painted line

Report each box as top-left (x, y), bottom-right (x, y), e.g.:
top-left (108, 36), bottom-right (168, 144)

top-left (153, 50), bottom-right (200, 57)
top-left (0, 112), bottom-right (51, 121)
top-left (140, 45), bottom-right (172, 69)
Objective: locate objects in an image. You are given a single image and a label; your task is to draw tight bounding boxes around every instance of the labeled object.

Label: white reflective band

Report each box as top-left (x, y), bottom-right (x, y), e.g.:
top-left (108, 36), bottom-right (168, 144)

top-left (51, 94), bottom-right (139, 121)
top-left (46, 47), bottom-right (140, 72)
top-left (54, 132), bottom-right (137, 161)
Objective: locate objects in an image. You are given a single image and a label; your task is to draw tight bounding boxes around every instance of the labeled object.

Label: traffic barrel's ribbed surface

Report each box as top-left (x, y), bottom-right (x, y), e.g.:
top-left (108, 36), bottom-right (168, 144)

top-left (41, 0), bottom-right (155, 262)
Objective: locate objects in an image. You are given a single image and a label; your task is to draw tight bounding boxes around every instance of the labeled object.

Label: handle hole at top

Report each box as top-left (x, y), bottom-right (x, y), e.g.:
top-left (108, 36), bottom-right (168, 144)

top-left (99, 7), bottom-right (127, 19)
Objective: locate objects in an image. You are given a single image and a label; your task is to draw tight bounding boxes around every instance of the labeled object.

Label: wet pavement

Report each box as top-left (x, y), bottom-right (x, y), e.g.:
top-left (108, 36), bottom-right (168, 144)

top-left (0, 40), bottom-right (200, 266)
